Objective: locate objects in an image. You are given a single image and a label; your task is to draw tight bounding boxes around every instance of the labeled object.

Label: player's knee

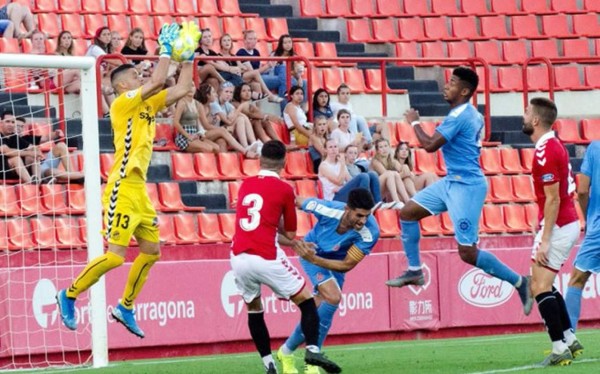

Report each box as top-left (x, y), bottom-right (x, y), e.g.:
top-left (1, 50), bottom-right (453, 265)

top-left (530, 277), bottom-right (551, 297)
top-left (458, 245), bottom-right (477, 265)
top-left (568, 270), bottom-right (590, 288)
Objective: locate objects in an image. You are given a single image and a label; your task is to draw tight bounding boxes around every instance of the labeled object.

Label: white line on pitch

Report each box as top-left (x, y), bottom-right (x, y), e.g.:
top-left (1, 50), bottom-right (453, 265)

top-left (467, 358), bottom-right (600, 374)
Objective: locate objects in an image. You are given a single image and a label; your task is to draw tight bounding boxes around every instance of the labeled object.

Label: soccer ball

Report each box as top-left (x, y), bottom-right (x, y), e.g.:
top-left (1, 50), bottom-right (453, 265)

top-left (171, 32), bottom-right (198, 62)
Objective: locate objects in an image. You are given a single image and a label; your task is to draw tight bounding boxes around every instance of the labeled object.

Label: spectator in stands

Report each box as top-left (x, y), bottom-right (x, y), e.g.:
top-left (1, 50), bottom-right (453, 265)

top-left (30, 30), bottom-right (46, 54)
top-left (121, 28), bottom-right (148, 62)
top-left (370, 138), bottom-right (410, 204)
top-left (236, 30), bottom-right (279, 90)
top-left (87, 27), bottom-right (118, 116)
top-left (220, 34), bottom-right (282, 103)
top-left (27, 30), bottom-right (47, 89)
top-left (331, 83), bottom-right (372, 146)
top-left (110, 31), bottom-right (122, 53)
top-left (0, 110), bottom-right (36, 183)
top-left (195, 29), bottom-right (231, 90)
top-left (212, 81), bottom-right (260, 150)
top-left (195, 84), bottom-right (260, 158)
top-left (233, 82), bottom-right (282, 143)
top-left (393, 142), bottom-right (438, 197)
top-left (345, 143), bottom-right (382, 203)
top-left (0, 2), bottom-right (36, 39)
top-left (312, 88), bottom-right (335, 130)
top-left (308, 115), bottom-right (329, 172)
top-left (0, 19), bottom-right (14, 38)
top-left (283, 85), bottom-right (311, 147)
top-left (330, 109), bottom-right (366, 151)
top-left (289, 60), bottom-right (308, 112)
top-left (53, 31), bottom-right (81, 94)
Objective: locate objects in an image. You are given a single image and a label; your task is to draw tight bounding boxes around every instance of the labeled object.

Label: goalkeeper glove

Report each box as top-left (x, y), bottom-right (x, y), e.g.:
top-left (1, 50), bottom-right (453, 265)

top-left (158, 23), bottom-right (180, 57)
top-left (179, 21), bottom-right (202, 61)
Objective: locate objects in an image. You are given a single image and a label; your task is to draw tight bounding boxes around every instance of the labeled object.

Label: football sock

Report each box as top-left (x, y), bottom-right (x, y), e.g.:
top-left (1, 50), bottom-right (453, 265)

top-left (474, 250), bottom-right (520, 285)
top-left (67, 251), bottom-right (124, 298)
top-left (400, 220), bottom-right (421, 269)
top-left (284, 323), bottom-right (305, 352)
top-left (261, 354), bottom-right (275, 369)
top-left (565, 286), bottom-right (583, 332)
top-left (298, 298), bottom-right (320, 348)
top-left (316, 302), bottom-right (338, 348)
top-left (248, 311), bottom-right (272, 358)
top-left (552, 286), bottom-right (573, 332)
top-left (121, 253), bottom-right (160, 309)
top-left (536, 291), bottom-right (566, 352)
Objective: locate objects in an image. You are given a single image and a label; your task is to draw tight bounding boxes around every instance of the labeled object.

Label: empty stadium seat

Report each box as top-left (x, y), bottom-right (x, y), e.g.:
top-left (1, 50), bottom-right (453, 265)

top-left (218, 152), bottom-right (245, 180)
top-left (61, 14), bottom-right (84, 39)
top-left (40, 184), bottom-right (68, 215)
top-left (503, 204), bottom-right (530, 233)
top-left (563, 39), bottom-right (591, 57)
top-left (243, 17), bottom-right (268, 40)
top-left (554, 66), bottom-right (586, 91)
top-left (541, 15), bottom-right (572, 38)
top-left (105, 0), bottom-right (128, 14)
top-left (531, 39), bottom-right (559, 59)
top-left (524, 203), bottom-right (539, 228)
top-left (222, 16), bottom-right (245, 41)
top-left (404, 0), bottom-right (430, 15)
top-left (397, 18), bottom-right (426, 41)
top-left (474, 41), bottom-right (504, 65)
top-left (461, 0), bottom-right (489, 15)
top-left (414, 149), bottom-right (440, 175)
top-left (572, 13), bottom-right (600, 37)
top-left (386, 121), bottom-right (400, 146)
top-left (395, 42), bottom-right (419, 60)
top-left (196, 213), bottom-right (226, 243)
top-left (35, 0), bottom-right (57, 13)
top-left (159, 182), bottom-right (204, 212)
top-left (501, 40), bottom-right (528, 64)
top-left (173, 213), bottom-right (203, 244)
top-left (150, 0), bottom-right (172, 15)
top-left (551, 0), bottom-right (582, 13)
top-left (511, 175), bottom-right (536, 203)
top-left (447, 41), bottom-right (471, 59)
top-left (480, 16), bottom-right (511, 39)
top-left (55, 217), bottom-right (86, 247)
top-left (31, 217), bottom-right (62, 249)
top-left (481, 204), bottom-right (508, 233)
top-left (299, 0), bottom-right (324, 17)
top-left (584, 0), bottom-right (600, 12)
top-left (526, 66), bottom-right (550, 91)
top-left (521, 0), bottom-right (554, 13)
top-left (372, 18), bottom-right (400, 43)
top-left (6, 218), bottom-right (35, 250)
top-left (584, 65), bottom-right (600, 88)
top-left (173, 0), bottom-right (198, 15)
top-left (421, 41), bottom-right (446, 58)
top-left (553, 119), bottom-right (586, 144)
top-left (37, 13), bottom-right (60, 38)
top-left (480, 148), bottom-right (503, 175)
top-left (199, 17), bottom-right (222, 40)
top-left (192, 152), bottom-right (224, 180)
top-left (347, 19), bottom-right (373, 43)
top-left (512, 16), bottom-right (542, 39)
top-left (420, 215), bottom-right (443, 236)
top-left (282, 151), bottom-right (316, 179)
top-left (16, 185), bottom-right (44, 215)
top-left (343, 68), bottom-right (367, 94)
top-left (350, 0), bottom-right (375, 17)
top-left (157, 215), bottom-right (179, 245)
top-left (450, 17), bottom-right (480, 40)
top-left (440, 212), bottom-right (454, 235)
top-left (81, 0), bottom-right (103, 13)
top-left (520, 148), bottom-right (535, 173)
top-left (241, 157), bottom-right (260, 177)
top-left (107, 14), bottom-right (130, 39)
top-left (0, 185), bottom-right (19, 216)
top-left (500, 148), bottom-right (524, 174)
top-left (580, 119), bottom-right (600, 141)
top-left (491, 0), bottom-right (521, 14)
top-left (376, 0), bottom-right (403, 16)
top-left (374, 209), bottom-right (400, 238)
top-left (296, 179), bottom-right (320, 199)
top-left (488, 175), bottom-right (513, 203)
top-left (423, 17), bottom-right (450, 40)
top-left (431, 0), bottom-right (460, 15)
top-left (266, 18), bottom-right (289, 40)
top-left (218, 213), bottom-right (236, 242)
top-left (0, 38), bottom-right (20, 53)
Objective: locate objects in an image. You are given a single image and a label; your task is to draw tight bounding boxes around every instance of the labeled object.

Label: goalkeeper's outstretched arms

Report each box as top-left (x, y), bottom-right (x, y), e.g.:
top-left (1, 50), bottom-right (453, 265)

top-left (165, 21), bottom-right (202, 106)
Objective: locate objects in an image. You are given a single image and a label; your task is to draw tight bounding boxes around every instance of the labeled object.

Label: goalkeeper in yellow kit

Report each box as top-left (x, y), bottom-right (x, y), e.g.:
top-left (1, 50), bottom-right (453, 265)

top-left (56, 22), bottom-right (201, 338)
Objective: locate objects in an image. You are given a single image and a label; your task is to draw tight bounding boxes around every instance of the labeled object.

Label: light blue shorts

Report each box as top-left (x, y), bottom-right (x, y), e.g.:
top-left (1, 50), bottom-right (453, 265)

top-left (300, 257), bottom-right (345, 293)
top-left (40, 151), bottom-right (60, 173)
top-left (413, 177), bottom-right (487, 245)
top-left (574, 224), bottom-right (600, 273)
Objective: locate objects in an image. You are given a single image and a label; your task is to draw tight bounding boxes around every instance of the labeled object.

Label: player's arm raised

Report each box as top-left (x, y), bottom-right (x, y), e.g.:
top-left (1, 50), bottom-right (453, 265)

top-left (165, 22), bottom-right (202, 106)
top-left (139, 23), bottom-right (180, 101)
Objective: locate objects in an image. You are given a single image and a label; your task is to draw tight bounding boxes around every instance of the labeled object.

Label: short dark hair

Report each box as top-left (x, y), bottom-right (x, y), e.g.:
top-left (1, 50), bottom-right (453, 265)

top-left (110, 63), bottom-right (136, 87)
top-left (453, 67), bottom-right (479, 97)
top-left (1, 109), bottom-right (14, 120)
top-left (15, 116), bottom-right (26, 124)
top-left (530, 97), bottom-right (558, 127)
top-left (337, 108), bottom-right (351, 121)
top-left (347, 188), bottom-right (375, 211)
top-left (260, 140), bottom-right (287, 165)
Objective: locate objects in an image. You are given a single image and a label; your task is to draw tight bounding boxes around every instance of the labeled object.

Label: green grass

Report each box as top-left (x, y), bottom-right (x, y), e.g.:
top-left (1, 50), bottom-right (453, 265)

top-left (18, 329), bottom-right (600, 374)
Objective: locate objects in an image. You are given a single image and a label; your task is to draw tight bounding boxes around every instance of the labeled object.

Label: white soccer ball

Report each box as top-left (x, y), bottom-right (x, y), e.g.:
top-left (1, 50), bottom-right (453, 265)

top-left (171, 33), bottom-right (197, 62)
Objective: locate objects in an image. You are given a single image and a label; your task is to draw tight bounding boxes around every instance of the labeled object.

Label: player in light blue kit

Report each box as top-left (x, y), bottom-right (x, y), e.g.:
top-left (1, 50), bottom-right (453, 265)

top-left (276, 188), bottom-right (379, 374)
top-left (565, 141), bottom-right (600, 339)
top-left (386, 67), bottom-right (533, 316)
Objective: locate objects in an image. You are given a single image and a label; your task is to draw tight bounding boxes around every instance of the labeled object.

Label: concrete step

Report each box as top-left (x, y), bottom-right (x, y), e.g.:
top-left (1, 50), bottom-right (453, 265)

top-left (290, 29), bottom-right (340, 42)
top-left (240, 4), bottom-right (293, 17)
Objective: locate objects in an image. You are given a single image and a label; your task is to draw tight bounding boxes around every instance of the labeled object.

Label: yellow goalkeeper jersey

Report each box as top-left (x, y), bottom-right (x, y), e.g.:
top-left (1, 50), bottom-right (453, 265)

top-left (107, 87), bottom-right (167, 184)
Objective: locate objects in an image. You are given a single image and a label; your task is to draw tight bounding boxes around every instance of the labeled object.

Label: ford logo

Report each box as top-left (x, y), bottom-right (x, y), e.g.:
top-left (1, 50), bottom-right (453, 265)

top-left (458, 268), bottom-right (514, 308)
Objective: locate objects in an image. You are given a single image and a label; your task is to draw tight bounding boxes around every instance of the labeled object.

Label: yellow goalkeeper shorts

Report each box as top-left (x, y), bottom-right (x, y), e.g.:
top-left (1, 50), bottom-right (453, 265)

top-left (101, 178), bottom-right (159, 247)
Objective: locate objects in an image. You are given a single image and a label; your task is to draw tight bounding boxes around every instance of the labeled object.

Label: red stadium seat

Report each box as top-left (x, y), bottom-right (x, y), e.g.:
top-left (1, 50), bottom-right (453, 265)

top-left (404, 0), bottom-right (430, 15)
top-left (218, 0), bottom-right (243, 16)
top-left (421, 42), bottom-right (446, 58)
top-left (173, 214), bottom-right (203, 244)
top-left (296, 179), bottom-right (320, 199)
top-left (309, 67), bottom-right (324, 93)
top-left (511, 175), bottom-right (536, 203)
top-left (105, 0), bottom-right (128, 14)
top-left (81, 0), bottom-right (103, 13)
top-left (395, 42), bottom-right (419, 60)
top-left (584, 0), bottom-right (600, 12)
top-left (563, 39), bottom-right (591, 58)
top-left (159, 182), bottom-right (204, 212)
top-left (342, 68), bottom-right (367, 94)
top-left (153, 123), bottom-right (176, 151)
top-left (423, 17), bottom-right (450, 40)
top-left (554, 119), bottom-right (586, 144)
top-left (266, 18), bottom-right (289, 40)
top-left (541, 15), bottom-right (572, 38)
top-left (501, 40), bottom-right (528, 65)
top-left (511, 16), bottom-right (542, 39)
top-left (364, 69), bottom-right (383, 93)
top-left (146, 183), bottom-right (165, 212)
top-left (481, 204), bottom-right (508, 233)
top-left (56, 217), bottom-right (86, 247)
top-left (572, 14), bottom-right (600, 37)
top-left (450, 17), bottom-right (480, 40)
top-left (347, 19), bottom-right (373, 43)
top-left (222, 16), bottom-right (245, 41)
top-left (227, 180), bottom-right (242, 209)
top-left (585, 65), bottom-right (600, 88)
top-left (554, 66), bottom-right (586, 91)
top-left (198, 17), bottom-right (222, 40)
top-left (192, 152), bottom-right (223, 180)
top-left (414, 149), bottom-right (439, 175)
top-left (35, 0), bottom-right (57, 12)
top-left (580, 119), bottom-right (600, 141)
top-left (58, 0), bottom-right (79, 13)
top-left (196, 0), bottom-right (220, 15)
top-left (31, 217), bottom-right (63, 249)
top-left (551, 0), bottom-right (582, 13)
top-left (500, 148), bottom-right (524, 174)
top-left (0, 185), bottom-right (19, 216)
top-left (218, 213), bottom-right (236, 242)
top-left (128, 0), bottom-right (150, 14)
top-left (461, 0), bottom-right (489, 15)
top-left (173, 0), bottom-right (198, 15)
top-left (531, 39), bottom-right (559, 59)
top-left (40, 184), bottom-right (68, 215)
top-left (296, 210), bottom-right (313, 238)
top-left (496, 66), bottom-right (524, 92)
top-left (447, 41), bottom-right (471, 59)
top-left (372, 18), bottom-right (400, 43)
top-left (245, 17), bottom-right (268, 40)
top-left (150, 0), bottom-right (171, 15)
top-left (440, 212), bottom-right (454, 235)
top-left (171, 153), bottom-right (200, 180)
top-left (37, 13), bottom-right (61, 38)
top-left (197, 213), bottom-right (227, 243)
top-left (474, 41), bottom-right (503, 65)
top-left (293, 41), bottom-right (315, 59)
top-left (480, 16), bottom-right (511, 39)
top-left (503, 204), bottom-right (530, 233)
top-left (375, 209), bottom-right (400, 238)
top-left (107, 14), bottom-right (130, 40)
top-left (420, 215), bottom-right (443, 236)
top-left (488, 175), bottom-right (513, 203)
top-left (350, 0), bottom-right (374, 17)
top-left (480, 148), bottom-right (503, 175)
top-left (431, 0), bottom-right (459, 15)
top-left (99, 153), bottom-right (114, 181)
top-left (520, 148), bottom-right (535, 174)
top-left (6, 218), bottom-right (35, 250)
top-left (72, 39), bottom-right (89, 56)
top-left (491, 0), bottom-right (521, 14)
top-left (376, 0), bottom-right (403, 16)
top-left (322, 68), bottom-right (343, 93)
top-left (386, 121), bottom-right (399, 147)
top-left (524, 203), bottom-right (539, 229)
top-left (0, 38), bottom-right (20, 53)
top-left (526, 66), bottom-right (550, 91)
top-left (522, 0), bottom-right (554, 13)
top-left (156, 215), bottom-right (179, 245)
top-left (218, 152), bottom-right (244, 180)
top-left (240, 157), bottom-right (260, 177)
top-left (131, 14), bottom-right (155, 39)
top-left (84, 14), bottom-right (105, 39)
top-left (397, 18), bottom-right (425, 41)
top-left (282, 151), bottom-right (316, 179)
top-left (299, 0), bottom-right (324, 17)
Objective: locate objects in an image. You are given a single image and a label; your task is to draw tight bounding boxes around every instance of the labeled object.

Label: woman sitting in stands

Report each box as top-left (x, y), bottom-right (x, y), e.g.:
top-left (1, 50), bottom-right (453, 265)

top-left (283, 86), bottom-right (311, 146)
top-left (312, 88), bottom-right (335, 130)
top-left (121, 28), bottom-right (148, 62)
top-left (330, 109), bottom-right (367, 151)
top-left (86, 27), bottom-right (120, 116)
top-left (192, 84), bottom-right (260, 158)
top-left (194, 29), bottom-right (231, 91)
top-left (370, 138), bottom-right (410, 205)
top-left (232, 83), bottom-right (282, 143)
top-left (211, 81), bottom-right (261, 151)
top-left (308, 115), bottom-right (329, 172)
top-left (393, 141), bottom-right (438, 197)
top-left (53, 31), bottom-right (81, 94)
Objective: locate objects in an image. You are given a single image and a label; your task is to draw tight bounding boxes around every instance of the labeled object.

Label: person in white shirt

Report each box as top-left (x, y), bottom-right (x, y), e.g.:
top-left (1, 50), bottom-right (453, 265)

top-left (330, 83), bottom-right (372, 145)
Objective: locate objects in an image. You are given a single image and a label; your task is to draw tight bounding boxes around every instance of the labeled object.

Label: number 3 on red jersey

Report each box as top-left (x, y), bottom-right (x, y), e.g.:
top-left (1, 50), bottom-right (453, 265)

top-left (240, 193), bottom-right (264, 231)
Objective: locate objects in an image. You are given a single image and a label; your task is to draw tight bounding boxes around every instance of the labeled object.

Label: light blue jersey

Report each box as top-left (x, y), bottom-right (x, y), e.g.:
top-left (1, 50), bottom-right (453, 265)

top-left (574, 141), bottom-right (600, 273)
top-left (436, 103), bottom-right (485, 182)
top-left (302, 198), bottom-right (380, 261)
